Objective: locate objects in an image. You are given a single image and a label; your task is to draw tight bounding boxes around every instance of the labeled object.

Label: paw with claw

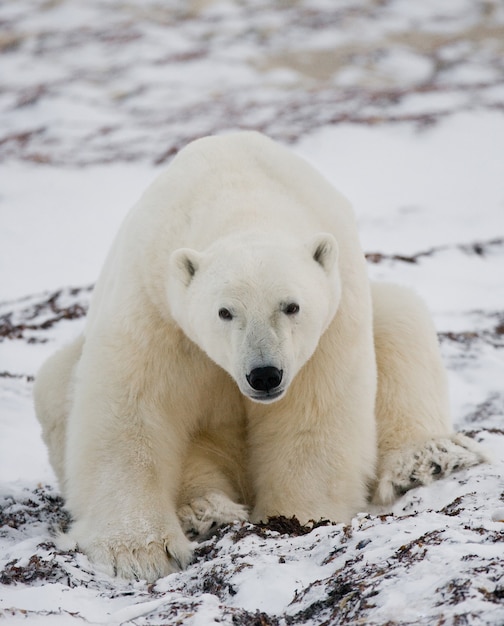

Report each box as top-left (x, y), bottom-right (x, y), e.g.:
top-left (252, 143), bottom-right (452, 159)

top-left (178, 491), bottom-right (249, 540)
top-left (373, 433), bottom-right (489, 505)
top-left (70, 519), bottom-right (194, 583)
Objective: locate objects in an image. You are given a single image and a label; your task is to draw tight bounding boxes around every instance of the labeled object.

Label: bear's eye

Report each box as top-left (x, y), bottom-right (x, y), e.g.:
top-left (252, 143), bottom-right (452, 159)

top-left (218, 307), bottom-right (233, 321)
top-left (284, 302), bottom-right (300, 316)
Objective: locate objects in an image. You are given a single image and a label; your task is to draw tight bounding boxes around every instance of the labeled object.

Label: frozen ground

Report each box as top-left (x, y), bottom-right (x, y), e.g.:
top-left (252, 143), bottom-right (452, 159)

top-left (1, 1), bottom-right (504, 624)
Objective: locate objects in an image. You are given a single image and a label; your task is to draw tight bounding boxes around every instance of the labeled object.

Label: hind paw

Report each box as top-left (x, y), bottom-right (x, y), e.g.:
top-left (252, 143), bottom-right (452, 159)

top-left (178, 491), bottom-right (249, 540)
top-left (373, 433), bottom-right (488, 505)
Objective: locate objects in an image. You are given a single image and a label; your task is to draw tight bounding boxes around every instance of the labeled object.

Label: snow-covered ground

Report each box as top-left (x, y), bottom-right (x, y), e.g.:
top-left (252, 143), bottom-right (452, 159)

top-left (1, 1), bottom-right (503, 624)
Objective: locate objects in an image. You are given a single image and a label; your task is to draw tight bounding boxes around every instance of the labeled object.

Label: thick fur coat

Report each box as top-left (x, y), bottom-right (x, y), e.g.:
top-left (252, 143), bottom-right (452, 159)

top-left (34, 132), bottom-right (486, 582)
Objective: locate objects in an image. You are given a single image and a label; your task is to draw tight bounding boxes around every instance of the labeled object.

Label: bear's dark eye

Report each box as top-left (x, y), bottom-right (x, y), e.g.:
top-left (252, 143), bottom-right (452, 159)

top-left (218, 307), bottom-right (233, 321)
top-left (284, 302), bottom-right (300, 315)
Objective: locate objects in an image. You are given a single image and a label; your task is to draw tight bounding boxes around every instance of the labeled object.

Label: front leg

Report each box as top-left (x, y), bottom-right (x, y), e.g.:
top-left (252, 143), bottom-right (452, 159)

top-left (177, 426), bottom-right (250, 540)
top-left (64, 346), bottom-right (194, 582)
top-left (246, 385), bottom-right (376, 526)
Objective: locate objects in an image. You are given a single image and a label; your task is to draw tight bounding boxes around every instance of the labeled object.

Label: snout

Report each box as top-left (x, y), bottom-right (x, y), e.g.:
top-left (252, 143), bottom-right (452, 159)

top-left (246, 366), bottom-right (284, 402)
top-left (247, 366), bottom-right (283, 392)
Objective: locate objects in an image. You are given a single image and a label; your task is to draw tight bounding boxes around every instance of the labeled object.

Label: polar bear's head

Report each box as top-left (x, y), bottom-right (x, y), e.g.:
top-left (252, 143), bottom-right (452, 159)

top-left (168, 232), bottom-right (340, 403)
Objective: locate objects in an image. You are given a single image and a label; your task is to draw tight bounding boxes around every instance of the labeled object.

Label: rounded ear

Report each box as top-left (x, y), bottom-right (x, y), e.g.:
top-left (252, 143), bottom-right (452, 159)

top-left (170, 248), bottom-right (203, 286)
top-left (307, 232), bottom-right (338, 273)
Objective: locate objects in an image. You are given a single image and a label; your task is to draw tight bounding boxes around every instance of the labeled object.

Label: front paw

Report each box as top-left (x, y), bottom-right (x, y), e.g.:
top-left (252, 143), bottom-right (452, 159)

top-left (373, 433), bottom-right (489, 505)
top-left (178, 491), bottom-right (249, 540)
top-left (71, 523), bottom-right (194, 582)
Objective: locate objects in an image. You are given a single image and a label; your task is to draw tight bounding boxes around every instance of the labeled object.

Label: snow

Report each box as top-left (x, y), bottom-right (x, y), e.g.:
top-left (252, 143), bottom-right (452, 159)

top-left (298, 112), bottom-right (504, 254)
top-left (0, 164), bottom-right (154, 300)
top-left (1, 0), bottom-right (504, 624)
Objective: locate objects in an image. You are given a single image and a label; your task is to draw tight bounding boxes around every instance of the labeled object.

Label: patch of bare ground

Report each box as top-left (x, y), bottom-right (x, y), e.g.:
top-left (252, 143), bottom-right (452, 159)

top-left (1, 0), bottom-right (503, 165)
top-left (0, 286), bottom-right (92, 343)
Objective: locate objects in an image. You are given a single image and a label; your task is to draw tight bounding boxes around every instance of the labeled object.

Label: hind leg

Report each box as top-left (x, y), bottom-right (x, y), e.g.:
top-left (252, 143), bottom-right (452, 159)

top-left (371, 283), bottom-right (487, 504)
top-left (33, 336), bottom-right (84, 490)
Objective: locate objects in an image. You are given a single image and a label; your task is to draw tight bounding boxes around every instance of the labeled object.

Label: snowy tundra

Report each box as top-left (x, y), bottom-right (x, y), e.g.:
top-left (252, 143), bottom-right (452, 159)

top-left (34, 132), bottom-right (485, 582)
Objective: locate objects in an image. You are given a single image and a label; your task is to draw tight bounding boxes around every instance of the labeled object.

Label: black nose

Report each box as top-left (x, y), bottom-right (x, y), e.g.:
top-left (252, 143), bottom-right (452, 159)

top-left (246, 367), bottom-right (283, 392)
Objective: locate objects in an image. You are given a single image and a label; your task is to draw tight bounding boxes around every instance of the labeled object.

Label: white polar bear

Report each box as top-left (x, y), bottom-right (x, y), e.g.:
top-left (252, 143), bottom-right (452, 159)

top-left (34, 131), bottom-right (486, 582)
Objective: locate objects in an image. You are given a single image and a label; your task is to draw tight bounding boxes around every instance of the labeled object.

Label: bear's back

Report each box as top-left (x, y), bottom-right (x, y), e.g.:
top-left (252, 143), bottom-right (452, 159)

top-left (136, 132), bottom-right (356, 251)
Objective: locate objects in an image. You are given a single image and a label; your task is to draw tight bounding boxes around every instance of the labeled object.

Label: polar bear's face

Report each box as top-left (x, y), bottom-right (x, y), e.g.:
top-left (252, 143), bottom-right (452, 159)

top-left (168, 233), bottom-right (340, 403)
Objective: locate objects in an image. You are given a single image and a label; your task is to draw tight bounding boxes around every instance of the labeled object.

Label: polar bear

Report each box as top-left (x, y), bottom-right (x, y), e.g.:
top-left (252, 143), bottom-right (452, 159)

top-left (34, 131), bottom-right (486, 582)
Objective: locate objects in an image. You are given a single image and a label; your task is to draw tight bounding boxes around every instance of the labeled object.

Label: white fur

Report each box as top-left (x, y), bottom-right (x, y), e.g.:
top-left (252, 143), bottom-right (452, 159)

top-left (34, 132), bottom-right (486, 582)
top-left (169, 230), bottom-right (340, 402)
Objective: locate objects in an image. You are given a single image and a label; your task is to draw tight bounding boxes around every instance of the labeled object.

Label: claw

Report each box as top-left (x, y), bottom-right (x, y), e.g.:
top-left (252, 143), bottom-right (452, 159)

top-left (164, 545), bottom-right (179, 570)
